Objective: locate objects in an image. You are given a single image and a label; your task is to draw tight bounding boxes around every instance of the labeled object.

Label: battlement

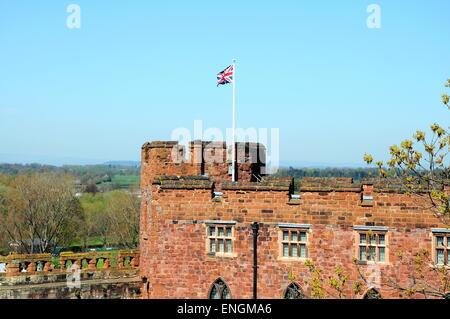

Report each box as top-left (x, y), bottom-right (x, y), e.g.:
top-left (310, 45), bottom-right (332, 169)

top-left (300, 177), bottom-right (360, 192)
top-left (140, 140), bottom-right (448, 200)
top-left (141, 140), bottom-right (267, 191)
top-left (150, 175), bottom-right (293, 192)
top-left (222, 177), bottom-right (293, 191)
top-left (153, 175), bottom-right (214, 189)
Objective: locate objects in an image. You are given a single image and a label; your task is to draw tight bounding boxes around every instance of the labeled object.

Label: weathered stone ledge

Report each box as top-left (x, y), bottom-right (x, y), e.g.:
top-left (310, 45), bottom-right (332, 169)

top-left (142, 141), bottom-right (178, 149)
top-left (153, 175), bottom-right (214, 189)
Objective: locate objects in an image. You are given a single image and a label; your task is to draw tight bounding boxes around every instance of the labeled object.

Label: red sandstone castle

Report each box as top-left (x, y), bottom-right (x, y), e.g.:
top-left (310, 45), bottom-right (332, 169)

top-left (139, 141), bottom-right (450, 299)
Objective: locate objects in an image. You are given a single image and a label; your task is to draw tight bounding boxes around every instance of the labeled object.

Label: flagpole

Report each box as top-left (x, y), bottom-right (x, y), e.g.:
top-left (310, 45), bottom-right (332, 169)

top-left (232, 59), bottom-right (236, 182)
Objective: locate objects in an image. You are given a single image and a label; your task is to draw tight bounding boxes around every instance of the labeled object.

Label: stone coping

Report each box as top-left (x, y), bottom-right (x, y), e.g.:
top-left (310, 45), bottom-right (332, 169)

top-left (142, 140), bottom-right (267, 150)
top-left (299, 177), bottom-right (443, 193)
top-left (142, 141), bottom-right (178, 149)
top-left (153, 175), bottom-right (214, 189)
top-left (59, 249), bottom-right (139, 260)
top-left (0, 250), bottom-right (139, 264)
top-left (149, 174), bottom-right (446, 194)
top-left (153, 175), bottom-right (293, 191)
top-left (0, 253), bottom-right (52, 263)
top-left (222, 181), bottom-right (292, 191)
top-left (222, 176), bottom-right (293, 191)
top-left (300, 177), bottom-right (361, 192)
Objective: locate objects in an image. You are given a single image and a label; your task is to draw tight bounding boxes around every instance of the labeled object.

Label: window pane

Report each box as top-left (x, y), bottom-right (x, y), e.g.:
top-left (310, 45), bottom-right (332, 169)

top-left (222, 286), bottom-right (231, 299)
top-left (226, 239), bottom-right (232, 253)
top-left (218, 227), bottom-right (224, 237)
top-left (226, 227), bottom-right (232, 237)
top-left (370, 235), bottom-right (376, 245)
top-left (300, 232), bottom-right (307, 242)
top-left (218, 239), bottom-right (224, 252)
top-left (282, 231), bottom-right (289, 241)
top-left (436, 249), bottom-right (445, 264)
top-left (378, 234), bottom-right (385, 245)
top-left (292, 245), bottom-right (298, 257)
top-left (378, 247), bottom-right (385, 262)
top-left (209, 227), bottom-right (215, 237)
top-left (360, 234), bottom-right (366, 244)
top-left (285, 290), bottom-right (294, 299)
top-left (285, 283), bottom-right (303, 299)
top-left (300, 244), bottom-right (307, 258)
top-left (210, 286), bottom-right (219, 299)
top-left (291, 232), bottom-right (298, 242)
top-left (369, 246), bottom-right (376, 260)
top-left (437, 236), bottom-right (444, 247)
top-left (283, 243), bottom-right (289, 257)
top-left (210, 239), bottom-right (216, 253)
top-left (359, 247), bottom-right (366, 261)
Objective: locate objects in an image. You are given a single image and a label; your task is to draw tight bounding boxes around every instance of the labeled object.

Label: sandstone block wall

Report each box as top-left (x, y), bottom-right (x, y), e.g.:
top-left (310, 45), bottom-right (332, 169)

top-left (139, 141), bottom-right (448, 299)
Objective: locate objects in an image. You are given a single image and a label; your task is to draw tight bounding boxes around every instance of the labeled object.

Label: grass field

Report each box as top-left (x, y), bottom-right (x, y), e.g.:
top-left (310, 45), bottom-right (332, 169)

top-left (111, 175), bottom-right (140, 188)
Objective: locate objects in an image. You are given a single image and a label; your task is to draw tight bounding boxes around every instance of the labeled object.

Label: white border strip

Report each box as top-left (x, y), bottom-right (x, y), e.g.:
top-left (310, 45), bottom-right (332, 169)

top-left (202, 220), bottom-right (237, 225)
top-left (353, 225), bottom-right (388, 232)
top-left (431, 228), bottom-right (450, 234)
top-left (277, 223), bottom-right (311, 229)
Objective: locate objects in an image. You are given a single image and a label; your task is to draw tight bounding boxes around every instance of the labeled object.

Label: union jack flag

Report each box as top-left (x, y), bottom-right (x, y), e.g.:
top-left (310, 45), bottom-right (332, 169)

top-left (217, 65), bottom-right (234, 86)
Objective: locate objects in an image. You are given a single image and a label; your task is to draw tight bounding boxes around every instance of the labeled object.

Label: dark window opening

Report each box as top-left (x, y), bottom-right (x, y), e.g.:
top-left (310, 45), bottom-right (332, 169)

top-left (209, 278), bottom-right (231, 299)
top-left (363, 288), bottom-right (382, 299)
top-left (284, 283), bottom-right (304, 299)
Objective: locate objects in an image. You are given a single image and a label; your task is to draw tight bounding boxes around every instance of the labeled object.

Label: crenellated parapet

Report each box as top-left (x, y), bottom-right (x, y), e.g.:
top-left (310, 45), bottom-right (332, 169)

top-left (141, 140), bottom-right (266, 191)
top-left (146, 172), bottom-right (441, 210)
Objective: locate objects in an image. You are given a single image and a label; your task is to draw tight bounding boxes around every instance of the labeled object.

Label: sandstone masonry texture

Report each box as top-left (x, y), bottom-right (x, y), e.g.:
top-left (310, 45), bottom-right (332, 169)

top-left (139, 141), bottom-right (449, 299)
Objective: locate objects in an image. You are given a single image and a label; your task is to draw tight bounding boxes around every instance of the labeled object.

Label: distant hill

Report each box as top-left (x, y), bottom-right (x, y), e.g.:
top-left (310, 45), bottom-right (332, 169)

top-left (279, 160), bottom-right (366, 169)
top-left (103, 161), bottom-right (140, 167)
top-left (0, 163), bottom-right (141, 191)
top-left (273, 167), bottom-right (379, 181)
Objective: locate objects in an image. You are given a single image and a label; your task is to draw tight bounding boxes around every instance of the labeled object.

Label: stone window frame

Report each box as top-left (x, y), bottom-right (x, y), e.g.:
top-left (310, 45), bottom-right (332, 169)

top-left (208, 277), bottom-right (232, 299)
top-left (283, 282), bottom-right (305, 299)
top-left (204, 221), bottom-right (237, 258)
top-left (277, 223), bottom-right (311, 262)
top-left (431, 229), bottom-right (450, 267)
top-left (362, 287), bottom-right (382, 299)
top-left (353, 226), bottom-right (389, 264)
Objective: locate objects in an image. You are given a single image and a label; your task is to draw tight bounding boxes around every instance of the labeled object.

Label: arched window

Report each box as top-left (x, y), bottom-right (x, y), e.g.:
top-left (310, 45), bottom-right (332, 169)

top-left (209, 278), bottom-right (231, 299)
top-left (284, 283), bottom-right (304, 299)
top-left (363, 288), bottom-right (382, 299)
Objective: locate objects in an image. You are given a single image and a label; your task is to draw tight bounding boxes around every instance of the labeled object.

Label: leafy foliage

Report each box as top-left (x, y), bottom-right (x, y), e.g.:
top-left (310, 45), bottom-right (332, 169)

top-left (0, 172), bottom-right (140, 254)
top-left (0, 173), bottom-right (84, 253)
top-left (364, 79), bottom-right (450, 223)
top-left (0, 163), bottom-right (140, 192)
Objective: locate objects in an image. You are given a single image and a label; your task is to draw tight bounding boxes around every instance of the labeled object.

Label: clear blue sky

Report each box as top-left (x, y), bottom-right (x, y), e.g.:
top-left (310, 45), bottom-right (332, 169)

top-left (1, 1), bottom-right (449, 166)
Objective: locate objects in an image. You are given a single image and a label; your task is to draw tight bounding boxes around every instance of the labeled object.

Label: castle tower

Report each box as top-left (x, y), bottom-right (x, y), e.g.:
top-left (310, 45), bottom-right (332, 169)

top-left (140, 140), bottom-right (267, 191)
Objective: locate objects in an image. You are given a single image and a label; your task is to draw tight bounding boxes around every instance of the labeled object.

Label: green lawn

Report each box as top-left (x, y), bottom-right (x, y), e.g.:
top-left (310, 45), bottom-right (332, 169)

top-left (111, 175), bottom-right (140, 189)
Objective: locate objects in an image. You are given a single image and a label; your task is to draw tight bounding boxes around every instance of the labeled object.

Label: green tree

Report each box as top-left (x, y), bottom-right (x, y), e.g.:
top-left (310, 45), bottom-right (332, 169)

top-left (104, 190), bottom-right (140, 248)
top-left (361, 79), bottom-right (450, 299)
top-left (302, 260), bottom-right (365, 299)
top-left (0, 175), bottom-right (12, 254)
top-left (79, 193), bottom-right (109, 247)
top-left (1, 173), bottom-right (83, 253)
top-left (364, 79), bottom-right (450, 224)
